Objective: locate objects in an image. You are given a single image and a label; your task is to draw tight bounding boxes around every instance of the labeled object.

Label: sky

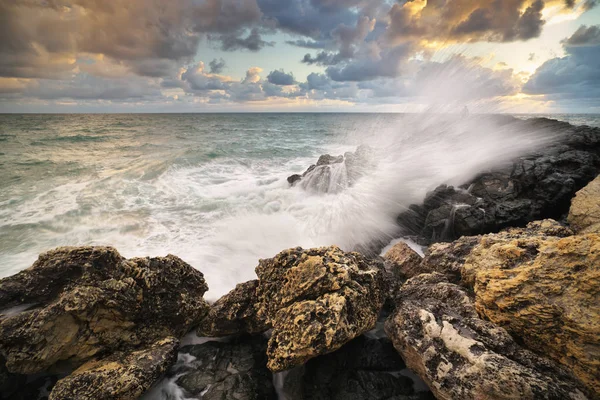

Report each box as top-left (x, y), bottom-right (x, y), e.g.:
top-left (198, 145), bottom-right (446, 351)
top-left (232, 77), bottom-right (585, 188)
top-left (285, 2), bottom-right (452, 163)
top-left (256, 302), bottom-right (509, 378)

top-left (0, 0), bottom-right (599, 113)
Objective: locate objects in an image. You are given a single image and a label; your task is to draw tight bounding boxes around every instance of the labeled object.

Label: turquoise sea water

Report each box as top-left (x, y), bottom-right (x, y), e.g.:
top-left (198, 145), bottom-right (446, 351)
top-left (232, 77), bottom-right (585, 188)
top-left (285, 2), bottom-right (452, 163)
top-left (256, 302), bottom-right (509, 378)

top-left (1, 113), bottom-right (599, 298)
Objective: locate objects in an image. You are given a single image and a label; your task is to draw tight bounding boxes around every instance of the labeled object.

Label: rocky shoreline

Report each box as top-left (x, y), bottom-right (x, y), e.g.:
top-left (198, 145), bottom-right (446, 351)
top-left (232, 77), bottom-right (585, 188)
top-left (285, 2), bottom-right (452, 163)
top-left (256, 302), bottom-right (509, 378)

top-left (1, 117), bottom-right (599, 399)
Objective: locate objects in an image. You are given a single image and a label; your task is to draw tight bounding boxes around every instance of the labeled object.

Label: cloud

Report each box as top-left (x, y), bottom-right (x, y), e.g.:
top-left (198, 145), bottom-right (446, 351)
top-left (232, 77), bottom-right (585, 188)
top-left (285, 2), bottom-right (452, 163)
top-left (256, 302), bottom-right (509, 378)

top-left (209, 58), bottom-right (226, 74)
top-left (214, 28), bottom-right (274, 51)
top-left (523, 25), bottom-right (600, 102)
top-left (325, 44), bottom-right (413, 81)
top-left (267, 70), bottom-right (295, 85)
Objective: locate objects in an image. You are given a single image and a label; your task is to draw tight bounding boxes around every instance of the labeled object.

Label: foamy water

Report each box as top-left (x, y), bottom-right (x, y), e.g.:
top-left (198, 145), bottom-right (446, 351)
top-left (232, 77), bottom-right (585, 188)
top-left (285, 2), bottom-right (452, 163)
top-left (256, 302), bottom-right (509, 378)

top-left (0, 113), bottom-right (594, 300)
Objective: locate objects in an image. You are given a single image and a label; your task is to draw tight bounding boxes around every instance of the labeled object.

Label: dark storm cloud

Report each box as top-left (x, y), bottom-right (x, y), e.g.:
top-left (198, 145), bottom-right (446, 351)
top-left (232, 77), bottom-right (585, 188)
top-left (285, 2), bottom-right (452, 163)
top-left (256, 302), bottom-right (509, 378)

top-left (302, 52), bottom-right (342, 65)
top-left (583, 0), bottom-right (598, 10)
top-left (214, 28), bottom-right (275, 51)
top-left (326, 44), bottom-right (412, 81)
top-left (267, 70), bottom-right (296, 85)
top-left (209, 58), bottom-right (227, 74)
top-left (523, 25), bottom-right (600, 100)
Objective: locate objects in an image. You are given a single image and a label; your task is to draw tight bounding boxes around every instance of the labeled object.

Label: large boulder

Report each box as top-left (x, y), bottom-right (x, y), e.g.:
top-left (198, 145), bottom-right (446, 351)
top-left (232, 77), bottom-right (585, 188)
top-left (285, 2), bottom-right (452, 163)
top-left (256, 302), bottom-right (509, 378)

top-left (171, 336), bottom-right (276, 400)
top-left (568, 174), bottom-right (600, 234)
top-left (464, 231), bottom-right (600, 395)
top-left (397, 119), bottom-right (600, 244)
top-left (49, 337), bottom-right (178, 400)
top-left (383, 241), bottom-right (423, 280)
top-left (0, 246), bottom-right (209, 374)
top-left (385, 273), bottom-right (589, 400)
top-left (279, 335), bottom-right (432, 400)
top-left (255, 246), bottom-right (385, 372)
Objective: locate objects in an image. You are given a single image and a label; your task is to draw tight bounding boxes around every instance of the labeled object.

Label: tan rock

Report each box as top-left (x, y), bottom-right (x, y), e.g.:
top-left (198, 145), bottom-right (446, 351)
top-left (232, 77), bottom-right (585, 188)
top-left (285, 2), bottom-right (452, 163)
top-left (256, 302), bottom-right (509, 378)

top-left (255, 246), bottom-right (385, 372)
top-left (569, 175), bottom-right (600, 234)
top-left (383, 241), bottom-right (423, 279)
top-left (385, 273), bottom-right (588, 400)
top-left (50, 337), bottom-right (178, 400)
top-left (464, 232), bottom-right (600, 395)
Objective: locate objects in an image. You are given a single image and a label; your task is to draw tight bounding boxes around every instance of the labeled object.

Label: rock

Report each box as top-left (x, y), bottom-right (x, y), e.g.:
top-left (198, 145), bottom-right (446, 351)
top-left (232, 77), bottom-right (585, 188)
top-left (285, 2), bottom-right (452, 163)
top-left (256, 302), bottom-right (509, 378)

top-left (172, 336), bottom-right (276, 400)
top-left (464, 231), bottom-right (600, 395)
top-left (568, 174), bottom-right (600, 234)
top-left (317, 154), bottom-right (344, 165)
top-left (419, 235), bottom-right (480, 283)
top-left (197, 280), bottom-right (268, 337)
top-left (383, 241), bottom-right (423, 280)
top-left (49, 337), bottom-right (178, 400)
top-left (0, 246), bottom-right (209, 374)
top-left (255, 246), bottom-right (385, 372)
top-left (279, 335), bottom-right (432, 400)
top-left (385, 273), bottom-right (589, 400)
top-left (397, 119), bottom-right (600, 244)
top-left (287, 174), bottom-right (302, 185)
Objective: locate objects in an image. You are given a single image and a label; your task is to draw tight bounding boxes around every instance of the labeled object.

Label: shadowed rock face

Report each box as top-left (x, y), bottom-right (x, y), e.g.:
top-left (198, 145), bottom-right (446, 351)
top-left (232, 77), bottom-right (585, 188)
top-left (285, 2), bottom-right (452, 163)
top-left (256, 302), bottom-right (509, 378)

top-left (49, 337), bottom-right (178, 400)
top-left (569, 174), bottom-right (600, 234)
top-left (255, 246), bottom-right (385, 372)
top-left (385, 273), bottom-right (588, 400)
top-left (197, 280), bottom-right (268, 337)
top-left (398, 120), bottom-right (600, 244)
top-left (0, 246), bottom-right (209, 375)
top-left (172, 336), bottom-right (276, 400)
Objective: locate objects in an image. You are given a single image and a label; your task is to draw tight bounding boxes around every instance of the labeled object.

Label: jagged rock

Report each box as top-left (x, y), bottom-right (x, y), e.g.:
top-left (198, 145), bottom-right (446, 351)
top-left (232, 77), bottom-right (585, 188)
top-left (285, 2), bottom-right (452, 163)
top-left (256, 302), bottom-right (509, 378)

top-left (255, 246), bottom-right (385, 372)
top-left (419, 235), bottom-right (480, 283)
top-left (49, 337), bottom-right (178, 400)
top-left (464, 231), bottom-right (600, 395)
top-left (397, 119), bottom-right (600, 244)
top-left (197, 280), bottom-right (268, 337)
top-left (568, 174), bottom-right (600, 234)
top-left (172, 336), bottom-right (276, 400)
top-left (287, 174), bottom-right (302, 185)
top-left (317, 154), bottom-right (344, 165)
top-left (0, 246), bottom-right (209, 374)
top-left (385, 273), bottom-right (589, 400)
top-left (278, 335), bottom-right (433, 400)
top-left (383, 241), bottom-right (423, 280)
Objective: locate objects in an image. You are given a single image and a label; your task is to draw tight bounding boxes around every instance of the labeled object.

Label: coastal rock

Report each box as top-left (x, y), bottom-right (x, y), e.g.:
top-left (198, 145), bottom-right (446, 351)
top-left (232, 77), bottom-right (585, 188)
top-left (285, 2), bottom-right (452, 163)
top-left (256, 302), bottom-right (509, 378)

top-left (49, 337), bottom-right (178, 400)
top-left (568, 174), bottom-right (600, 234)
top-left (197, 280), bottom-right (268, 337)
top-left (464, 231), bottom-right (600, 394)
top-left (279, 335), bottom-right (432, 400)
top-left (0, 246), bottom-right (209, 374)
top-left (385, 273), bottom-right (588, 400)
top-left (383, 241), bottom-right (423, 279)
top-left (255, 246), bottom-right (385, 372)
top-left (172, 336), bottom-right (276, 400)
top-left (418, 235), bottom-right (480, 283)
top-left (397, 120), bottom-right (600, 244)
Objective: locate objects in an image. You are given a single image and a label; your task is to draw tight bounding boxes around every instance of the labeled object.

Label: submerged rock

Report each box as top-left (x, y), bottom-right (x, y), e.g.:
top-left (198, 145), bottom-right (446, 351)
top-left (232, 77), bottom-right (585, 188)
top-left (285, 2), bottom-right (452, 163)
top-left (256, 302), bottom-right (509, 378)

top-left (255, 246), bottom-right (385, 372)
top-left (464, 230), bottom-right (600, 395)
top-left (279, 335), bottom-right (432, 400)
top-left (0, 246), bottom-right (209, 375)
top-left (568, 174), bottom-right (600, 234)
top-left (49, 337), bottom-right (178, 400)
top-left (397, 120), bottom-right (600, 244)
top-left (197, 280), bottom-right (268, 337)
top-left (385, 273), bottom-right (588, 400)
top-left (172, 336), bottom-right (276, 400)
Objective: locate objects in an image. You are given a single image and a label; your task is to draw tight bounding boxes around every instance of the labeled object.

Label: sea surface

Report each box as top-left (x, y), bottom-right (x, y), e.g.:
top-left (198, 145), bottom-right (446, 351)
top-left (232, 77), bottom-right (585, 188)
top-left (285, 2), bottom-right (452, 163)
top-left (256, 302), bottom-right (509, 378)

top-left (1, 113), bottom-right (599, 299)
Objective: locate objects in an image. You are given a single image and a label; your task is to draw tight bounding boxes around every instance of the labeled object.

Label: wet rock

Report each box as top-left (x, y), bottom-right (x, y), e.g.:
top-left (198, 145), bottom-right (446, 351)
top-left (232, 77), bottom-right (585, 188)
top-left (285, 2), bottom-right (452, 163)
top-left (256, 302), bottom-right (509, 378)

top-left (418, 235), bottom-right (480, 283)
top-left (568, 174), bottom-right (600, 234)
top-left (397, 120), bottom-right (600, 244)
top-left (173, 336), bottom-right (276, 400)
top-left (287, 174), bottom-right (302, 185)
top-left (383, 241), bottom-right (423, 280)
top-left (317, 154), bottom-right (344, 165)
top-left (197, 280), bottom-right (268, 337)
top-left (279, 335), bottom-right (432, 400)
top-left (255, 246), bottom-right (385, 372)
top-left (464, 231), bottom-right (600, 395)
top-left (49, 337), bottom-right (178, 400)
top-left (385, 273), bottom-right (589, 400)
top-left (0, 246), bottom-right (209, 374)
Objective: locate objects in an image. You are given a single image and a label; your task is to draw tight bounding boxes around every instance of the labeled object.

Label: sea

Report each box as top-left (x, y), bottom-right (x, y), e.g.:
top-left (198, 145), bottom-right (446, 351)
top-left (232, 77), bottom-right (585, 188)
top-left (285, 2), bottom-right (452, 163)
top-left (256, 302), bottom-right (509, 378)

top-left (1, 113), bottom-right (599, 300)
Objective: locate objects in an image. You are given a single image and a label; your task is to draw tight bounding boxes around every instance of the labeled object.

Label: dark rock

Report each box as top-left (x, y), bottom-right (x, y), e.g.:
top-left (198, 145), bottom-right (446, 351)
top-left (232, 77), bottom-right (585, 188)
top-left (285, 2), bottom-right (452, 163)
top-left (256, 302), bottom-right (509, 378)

top-left (278, 335), bottom-right (433, 400)
top-left (173, 336), bottom-right (276, 400)
top-left (317, 154), bottom-right (344, 166)
top-left (397, 119), bottom-right (600, 244)
top-left (49, 337), bottom-right (178, 400)
top-left (385, 273), bottom-right (589, 400)
top-left (0, 246), bottom-right (209, 375)
top-left (255, 246), bottom-right (385, 372)
top-left (287, 174), bottom-right (302, 185)
top-left (197, 280), bottom-right (268, 337)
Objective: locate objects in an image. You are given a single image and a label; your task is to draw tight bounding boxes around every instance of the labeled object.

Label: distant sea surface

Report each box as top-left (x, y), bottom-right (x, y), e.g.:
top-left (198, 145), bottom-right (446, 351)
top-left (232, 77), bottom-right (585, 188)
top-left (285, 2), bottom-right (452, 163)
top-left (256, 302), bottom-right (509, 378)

top-left (1, 113), bottom-right (598, 298)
